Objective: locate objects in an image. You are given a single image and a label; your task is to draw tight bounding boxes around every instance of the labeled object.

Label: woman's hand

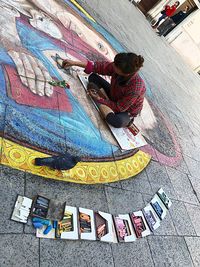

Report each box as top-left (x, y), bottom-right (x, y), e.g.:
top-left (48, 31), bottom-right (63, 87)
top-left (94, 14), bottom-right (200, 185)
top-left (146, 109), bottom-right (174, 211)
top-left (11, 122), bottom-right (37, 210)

top-left (87, 89), bottom-right (102, 101)
top-left (62, 59), bottom-right (87, 69)
top-left (62, 59), bottom-right (75, 69)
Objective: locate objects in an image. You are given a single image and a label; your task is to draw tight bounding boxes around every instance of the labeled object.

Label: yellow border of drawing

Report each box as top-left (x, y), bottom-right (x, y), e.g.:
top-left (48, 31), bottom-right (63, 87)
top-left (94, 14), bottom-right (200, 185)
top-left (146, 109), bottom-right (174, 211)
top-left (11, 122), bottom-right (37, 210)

top-left (70, 0), bottom-right (96, 22)
top-left (1, 137), bottom-right (151, 184)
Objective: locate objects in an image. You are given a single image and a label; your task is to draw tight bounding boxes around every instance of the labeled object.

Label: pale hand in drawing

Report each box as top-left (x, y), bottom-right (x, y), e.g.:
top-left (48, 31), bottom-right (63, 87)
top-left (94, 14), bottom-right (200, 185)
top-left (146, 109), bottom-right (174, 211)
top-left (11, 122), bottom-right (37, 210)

top-left (0, 1), bottom-right (53, 97)
top-left (8, 51), bottom-right (53, 97)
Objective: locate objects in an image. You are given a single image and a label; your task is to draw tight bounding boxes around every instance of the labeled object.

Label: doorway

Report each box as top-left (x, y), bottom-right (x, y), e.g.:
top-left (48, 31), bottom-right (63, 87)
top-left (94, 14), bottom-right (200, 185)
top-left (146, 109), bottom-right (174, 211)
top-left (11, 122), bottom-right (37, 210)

top-left (137, 0), bottom-right (160, 15)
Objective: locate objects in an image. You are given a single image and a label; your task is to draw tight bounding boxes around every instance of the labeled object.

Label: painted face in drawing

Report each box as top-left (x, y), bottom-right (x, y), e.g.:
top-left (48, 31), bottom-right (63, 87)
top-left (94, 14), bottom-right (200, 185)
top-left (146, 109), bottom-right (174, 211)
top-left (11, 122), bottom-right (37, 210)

top-left (29, 0), bottom-right (114, 58)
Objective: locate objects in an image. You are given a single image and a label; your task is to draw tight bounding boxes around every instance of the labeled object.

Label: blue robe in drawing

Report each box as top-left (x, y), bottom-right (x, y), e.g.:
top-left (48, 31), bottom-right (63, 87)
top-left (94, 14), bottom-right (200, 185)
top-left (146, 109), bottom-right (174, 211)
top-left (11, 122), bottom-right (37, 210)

top-left (0, 15), bottom-right (121, 157)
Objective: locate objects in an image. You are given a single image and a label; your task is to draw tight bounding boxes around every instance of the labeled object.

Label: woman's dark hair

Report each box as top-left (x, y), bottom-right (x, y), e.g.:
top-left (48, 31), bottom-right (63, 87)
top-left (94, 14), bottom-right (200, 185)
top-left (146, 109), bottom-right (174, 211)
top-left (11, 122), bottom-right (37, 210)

top-left (114, 53), bottom-right (144, 74)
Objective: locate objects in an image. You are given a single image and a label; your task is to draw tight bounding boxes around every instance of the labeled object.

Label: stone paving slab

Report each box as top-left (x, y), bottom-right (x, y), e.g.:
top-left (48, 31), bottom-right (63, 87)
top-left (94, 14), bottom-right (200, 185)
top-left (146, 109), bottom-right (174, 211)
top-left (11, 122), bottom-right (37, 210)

top-left (0, 166), bottom-right (25, 233)
top-left (171, 154), bottom-right (190, 175)
top-left (153, 213), bottom-right (177, 236)
top-left (178, 136), bottom-right (199, 160)
top-left (111, 239), bottom-right (154, 267)
top-left (145, 161), bottom-right (177, 199)
top-left (185, 237), bottom-right (200, 267)
top-left (0, 234), bottom-right (39, 267)
top-left (147, 236), bottom-right (194, 267)
top-left (166, 167), bottom-right (199, 205)
top-left (169, 200), bottom-right (196, 236)
top-left (120, 169), bottom-right (153, 195)
top-left (105, 186), bottom-right (144, 214)
top-left (185, 203), bottom-right (200, 236)
top-left (184, 155), bottom-right (200, 179)
top-left (40, 239), bottom-right (114, 267)
top-left (189, 176), bottom-right (200, 202)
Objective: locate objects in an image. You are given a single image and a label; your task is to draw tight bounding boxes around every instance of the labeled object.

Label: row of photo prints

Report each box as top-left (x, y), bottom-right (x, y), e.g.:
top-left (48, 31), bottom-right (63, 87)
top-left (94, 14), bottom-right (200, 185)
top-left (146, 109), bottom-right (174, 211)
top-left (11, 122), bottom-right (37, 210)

top-left (11, 188), bottom-right (172, 243)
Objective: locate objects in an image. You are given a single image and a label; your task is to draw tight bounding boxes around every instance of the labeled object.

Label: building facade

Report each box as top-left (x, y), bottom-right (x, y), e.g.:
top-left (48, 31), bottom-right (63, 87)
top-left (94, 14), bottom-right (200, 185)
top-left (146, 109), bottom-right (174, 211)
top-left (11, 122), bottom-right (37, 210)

top-left (166, 7), bottom-right (200, 74)
top-left (146, 0), bottom-right (200, 74)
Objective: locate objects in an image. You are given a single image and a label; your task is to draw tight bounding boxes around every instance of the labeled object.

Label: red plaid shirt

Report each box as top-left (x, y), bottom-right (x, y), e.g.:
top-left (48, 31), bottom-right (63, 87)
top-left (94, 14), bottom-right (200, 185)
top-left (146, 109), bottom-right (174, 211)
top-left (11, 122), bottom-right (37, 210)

top-left (85, 61), bottom-right (146, 117)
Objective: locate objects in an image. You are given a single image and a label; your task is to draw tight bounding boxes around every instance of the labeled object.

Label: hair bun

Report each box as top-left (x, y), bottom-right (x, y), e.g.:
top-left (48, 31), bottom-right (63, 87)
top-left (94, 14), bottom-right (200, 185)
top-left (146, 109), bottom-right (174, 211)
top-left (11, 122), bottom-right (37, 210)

top-left (114, 52), bottom-right (144, 74)
top-left (136, 55), bottom-right (144, 67)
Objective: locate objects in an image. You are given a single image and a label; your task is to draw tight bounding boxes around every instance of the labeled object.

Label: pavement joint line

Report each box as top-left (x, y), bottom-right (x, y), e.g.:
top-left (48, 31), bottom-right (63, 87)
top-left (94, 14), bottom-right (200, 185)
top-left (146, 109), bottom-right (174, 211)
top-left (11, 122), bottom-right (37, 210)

top-left (101, 185), bottom-right (110, 213)
top-left (118, 187), bottom-right (153, 195)
top-left (168, 211), bottom-right (179, 236)
top-left (165, 165), bottom-right (192, 199)
top-left (39, 238), bottom-right (41, 267)
top-left (183, 236), bottom-right (198, 267)
top-left (145, 168), bottom-right (155, 193)
top-left (104, 186), bottom-right (145, 200)
top-left (104, 184), bottom-right (112, 215)
top-left (146, 165), bottom-right (179, 201)
top-left (169, 204), bottom-right (198, 237)
top-left (180, 200), bottom-right (200, 207)
top-left (183, 153), bottom-right (200, 163)
top-left (187, 174), bottom-right (200, 204)
top-left (110, 243), bottom-right (117, 267)
top-left (174, 202), bottom-right (200, 238)
top-left (146, 236), bottom-right (156, 267)
top-left (147, 234), bottom-right (199, 238)
top-left (142, 192), bottom-right (200, 206)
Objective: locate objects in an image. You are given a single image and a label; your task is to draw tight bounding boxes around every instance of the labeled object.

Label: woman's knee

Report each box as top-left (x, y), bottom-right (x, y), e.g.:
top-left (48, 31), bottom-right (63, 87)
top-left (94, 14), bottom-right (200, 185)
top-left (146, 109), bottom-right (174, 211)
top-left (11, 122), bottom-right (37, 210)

top-left (88, 73), bottom-right (99, 83)
top-left (106, 113), bottom-right (127, 128)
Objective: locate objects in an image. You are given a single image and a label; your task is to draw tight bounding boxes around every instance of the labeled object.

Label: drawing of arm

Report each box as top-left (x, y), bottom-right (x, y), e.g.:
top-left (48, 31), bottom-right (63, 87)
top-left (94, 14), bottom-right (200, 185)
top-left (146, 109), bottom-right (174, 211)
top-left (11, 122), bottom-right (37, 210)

top-left (0, 1), bottom-right (53, 97)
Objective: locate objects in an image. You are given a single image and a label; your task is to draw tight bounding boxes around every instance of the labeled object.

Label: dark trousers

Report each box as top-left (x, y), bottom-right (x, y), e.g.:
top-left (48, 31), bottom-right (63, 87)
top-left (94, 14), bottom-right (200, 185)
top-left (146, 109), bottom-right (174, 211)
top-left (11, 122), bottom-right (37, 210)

top-left (88, 73), bottom-right (132, 128)
top-left (155, 14), bottom-right (167, 27)
top-left (158, 18), bottom-right (176, 36)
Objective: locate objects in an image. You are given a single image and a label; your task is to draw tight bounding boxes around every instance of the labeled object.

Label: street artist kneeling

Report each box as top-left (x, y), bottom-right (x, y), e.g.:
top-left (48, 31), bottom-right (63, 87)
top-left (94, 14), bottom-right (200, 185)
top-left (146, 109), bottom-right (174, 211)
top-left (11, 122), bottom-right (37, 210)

top-left (62, 52), bottom-right (146, 129)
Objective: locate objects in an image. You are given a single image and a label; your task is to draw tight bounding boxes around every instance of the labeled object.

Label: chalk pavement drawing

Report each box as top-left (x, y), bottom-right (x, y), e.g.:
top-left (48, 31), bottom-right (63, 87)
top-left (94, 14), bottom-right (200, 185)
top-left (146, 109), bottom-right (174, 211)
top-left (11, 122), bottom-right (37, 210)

top-left (0, 0), bottom-right (180, 183)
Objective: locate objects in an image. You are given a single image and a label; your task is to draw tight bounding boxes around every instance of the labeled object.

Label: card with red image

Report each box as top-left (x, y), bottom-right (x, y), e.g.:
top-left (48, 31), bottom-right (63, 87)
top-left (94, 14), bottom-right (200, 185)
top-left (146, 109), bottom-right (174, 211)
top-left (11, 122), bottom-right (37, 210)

top-left (114, 217), bottom-right (131, 242)
top-left (130, 211), bottom-right (151, 238)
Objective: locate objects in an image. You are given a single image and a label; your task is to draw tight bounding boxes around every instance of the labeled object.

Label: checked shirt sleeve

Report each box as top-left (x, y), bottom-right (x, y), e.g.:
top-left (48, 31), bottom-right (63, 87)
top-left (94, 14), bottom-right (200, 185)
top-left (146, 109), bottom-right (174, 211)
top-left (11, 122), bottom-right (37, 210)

top-left (84, 61), bottom-right (114, 76)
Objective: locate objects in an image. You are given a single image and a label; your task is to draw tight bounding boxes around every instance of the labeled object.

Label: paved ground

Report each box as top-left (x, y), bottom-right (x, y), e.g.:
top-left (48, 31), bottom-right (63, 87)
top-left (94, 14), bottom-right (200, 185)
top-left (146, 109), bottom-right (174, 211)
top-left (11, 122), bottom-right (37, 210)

top-left (1, 0), bottom-right (200, 266)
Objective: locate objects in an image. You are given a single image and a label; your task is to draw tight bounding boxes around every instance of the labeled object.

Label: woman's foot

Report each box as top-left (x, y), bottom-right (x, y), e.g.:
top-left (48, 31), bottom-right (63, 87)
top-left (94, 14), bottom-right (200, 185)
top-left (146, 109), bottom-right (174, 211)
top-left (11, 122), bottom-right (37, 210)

top-left (152, 24), bottom-right (158, 29)
top-left (87, 82), bottom-right (108, 100)
top-left (87, 82), bottom-right (99, 91)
